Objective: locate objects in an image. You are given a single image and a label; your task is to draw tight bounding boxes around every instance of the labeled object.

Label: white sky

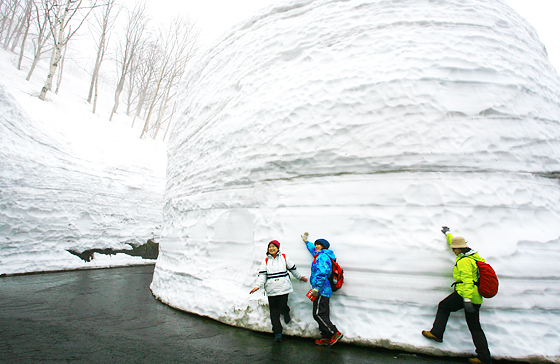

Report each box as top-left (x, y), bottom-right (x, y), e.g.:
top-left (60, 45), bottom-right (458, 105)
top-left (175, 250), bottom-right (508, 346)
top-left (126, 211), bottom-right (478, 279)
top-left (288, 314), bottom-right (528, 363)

top-left (145, 0), bottom-right (560, 71)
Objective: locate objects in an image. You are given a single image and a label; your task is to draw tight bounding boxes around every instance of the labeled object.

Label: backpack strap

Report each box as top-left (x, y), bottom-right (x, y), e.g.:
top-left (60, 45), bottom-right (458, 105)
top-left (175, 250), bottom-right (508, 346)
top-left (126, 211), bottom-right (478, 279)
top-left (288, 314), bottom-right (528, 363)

top-left (453, 255), bottom-right (479, 287)
top-left (265, 254), bottom-right (287, 266)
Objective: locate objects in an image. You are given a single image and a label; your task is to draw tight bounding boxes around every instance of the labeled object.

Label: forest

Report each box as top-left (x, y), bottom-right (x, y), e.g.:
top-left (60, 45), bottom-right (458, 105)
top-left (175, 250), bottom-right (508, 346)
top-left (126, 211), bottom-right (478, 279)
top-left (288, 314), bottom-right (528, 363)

top-left (0, 0), bottom-right (198, 140)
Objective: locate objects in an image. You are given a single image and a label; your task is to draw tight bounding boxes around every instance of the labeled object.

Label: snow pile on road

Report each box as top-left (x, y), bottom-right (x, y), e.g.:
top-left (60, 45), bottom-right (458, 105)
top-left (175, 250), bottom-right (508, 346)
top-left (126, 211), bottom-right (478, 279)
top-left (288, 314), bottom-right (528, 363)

top-left (0, 50), bottom-right (166, 275)
top-left (150, 0), bottom-right (560, 362)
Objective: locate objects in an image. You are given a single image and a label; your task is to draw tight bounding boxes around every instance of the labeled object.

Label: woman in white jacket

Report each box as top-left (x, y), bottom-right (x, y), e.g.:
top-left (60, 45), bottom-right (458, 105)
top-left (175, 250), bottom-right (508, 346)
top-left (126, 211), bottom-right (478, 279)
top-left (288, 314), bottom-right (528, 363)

top-left (250, 240), bottom-right (307, 341)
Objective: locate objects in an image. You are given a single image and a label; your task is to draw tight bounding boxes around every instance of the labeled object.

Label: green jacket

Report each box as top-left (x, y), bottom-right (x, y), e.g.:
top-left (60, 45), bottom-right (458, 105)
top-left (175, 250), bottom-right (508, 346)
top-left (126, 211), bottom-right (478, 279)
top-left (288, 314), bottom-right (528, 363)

top-left (447, 233), bottom-right (484, 304)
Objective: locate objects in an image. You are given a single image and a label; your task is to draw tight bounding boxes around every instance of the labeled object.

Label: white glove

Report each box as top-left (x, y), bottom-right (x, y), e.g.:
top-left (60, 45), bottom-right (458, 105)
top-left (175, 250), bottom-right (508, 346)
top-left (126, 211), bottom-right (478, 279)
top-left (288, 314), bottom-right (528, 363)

top-left (311, 288), bottom-right (319, 297)
top-left (301, 232), bottom-right (309, 243)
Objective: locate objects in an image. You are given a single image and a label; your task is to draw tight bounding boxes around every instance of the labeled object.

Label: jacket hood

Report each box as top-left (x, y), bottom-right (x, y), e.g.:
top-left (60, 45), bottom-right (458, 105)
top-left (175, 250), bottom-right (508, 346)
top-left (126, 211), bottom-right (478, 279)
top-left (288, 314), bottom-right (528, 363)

top-left (456, 250), bottom-right (484, 262)
top-left (316, 248), bottom-right (335, 260)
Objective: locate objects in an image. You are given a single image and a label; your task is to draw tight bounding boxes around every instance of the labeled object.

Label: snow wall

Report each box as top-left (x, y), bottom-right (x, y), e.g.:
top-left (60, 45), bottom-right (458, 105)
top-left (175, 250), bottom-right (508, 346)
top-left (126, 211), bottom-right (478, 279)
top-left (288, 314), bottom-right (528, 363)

top-left (151, 0), bottom-right (560, 362)
top-left (0, 81), bottom-right (165, 275)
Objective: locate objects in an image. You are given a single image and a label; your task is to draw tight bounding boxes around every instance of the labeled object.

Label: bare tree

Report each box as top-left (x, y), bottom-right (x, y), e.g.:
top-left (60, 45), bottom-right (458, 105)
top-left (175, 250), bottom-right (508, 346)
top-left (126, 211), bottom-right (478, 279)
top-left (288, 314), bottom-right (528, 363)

top-left (130, 41), bottom-right (157, 127)
top-left (38, 0), bottom-right (97, 101)
top-left (2, 0), bottom-right (21, 49)
top-left (25, 0), bottom-right (52, 80)
top-left (109, 2), bottom-right (146, 121)
top-left (87, 0), bottom-right (118, 111)
top-left (8, 0), bottom-right (27, 51)
top-left (16, 0), bottom-right (33, 69)
top-left (139, 16), bottom-right (197, 139)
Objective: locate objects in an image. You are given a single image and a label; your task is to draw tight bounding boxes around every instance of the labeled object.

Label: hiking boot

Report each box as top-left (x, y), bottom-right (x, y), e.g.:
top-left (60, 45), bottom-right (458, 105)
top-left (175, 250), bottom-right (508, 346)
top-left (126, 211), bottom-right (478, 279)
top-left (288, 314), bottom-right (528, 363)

top-left (468, 359), bottom-right (484, 364)
top-left (315, 337), bottom-right (329, 346)
top-left (328, 331), bottom-right (343, 346)
top-left (422, 330), bottom-right (443, 343)
top-left (283, 312), bottom-right (291, 324)
top-left (274, 333), bottom-right (282, 342)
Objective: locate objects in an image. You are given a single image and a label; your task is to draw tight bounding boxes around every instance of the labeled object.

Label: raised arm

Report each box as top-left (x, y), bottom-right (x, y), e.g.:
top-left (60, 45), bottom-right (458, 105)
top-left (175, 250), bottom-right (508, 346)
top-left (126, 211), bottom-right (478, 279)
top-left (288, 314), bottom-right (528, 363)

top-left (301, 232), bottom-right (315, 256)
top-left (441, 226), bottom-right (453, 245)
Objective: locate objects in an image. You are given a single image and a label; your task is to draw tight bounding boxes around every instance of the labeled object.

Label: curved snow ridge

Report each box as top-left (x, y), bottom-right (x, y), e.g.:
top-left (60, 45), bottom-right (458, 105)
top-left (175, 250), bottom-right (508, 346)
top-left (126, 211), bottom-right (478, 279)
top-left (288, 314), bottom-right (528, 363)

top-left (0, 81), bottom-right (165, 275)
top-left (154, 0), bottom-right (560, 362)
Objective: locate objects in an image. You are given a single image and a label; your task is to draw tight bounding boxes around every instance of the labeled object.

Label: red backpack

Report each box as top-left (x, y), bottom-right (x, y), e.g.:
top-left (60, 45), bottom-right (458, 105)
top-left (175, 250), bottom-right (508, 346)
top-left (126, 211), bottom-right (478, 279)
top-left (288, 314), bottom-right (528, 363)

top-left (457, 256), bottom-right (499, 298)
top-left (329, 258), bottom-right (344, 292)
top-left (475, 260), bottom-right (499, 298)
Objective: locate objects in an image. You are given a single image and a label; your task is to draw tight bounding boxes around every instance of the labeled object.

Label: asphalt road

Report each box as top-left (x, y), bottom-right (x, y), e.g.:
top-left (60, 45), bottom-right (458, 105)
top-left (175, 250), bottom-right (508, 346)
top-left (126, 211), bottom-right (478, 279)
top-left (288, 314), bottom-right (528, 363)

top-left (0, 265), bottom-right (520, 364)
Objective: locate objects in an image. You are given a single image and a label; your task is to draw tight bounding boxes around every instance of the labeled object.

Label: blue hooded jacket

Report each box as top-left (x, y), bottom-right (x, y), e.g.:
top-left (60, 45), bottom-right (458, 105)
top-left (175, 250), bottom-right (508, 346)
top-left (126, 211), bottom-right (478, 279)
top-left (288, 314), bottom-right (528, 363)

top-left (305, 240), bottom-right (336, 297)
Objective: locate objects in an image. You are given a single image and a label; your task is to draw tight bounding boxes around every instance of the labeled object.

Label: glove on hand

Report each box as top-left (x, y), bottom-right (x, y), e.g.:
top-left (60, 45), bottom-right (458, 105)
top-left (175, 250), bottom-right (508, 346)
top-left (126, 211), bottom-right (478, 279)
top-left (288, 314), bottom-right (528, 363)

top-left (301, 232), bottom-right (309, 243)
top-left (311, 288), bottom-right (319, 297)
top-left (441, 226), bottom-right (450, 235)
top-left (463, 298), bottom-right (475, 313)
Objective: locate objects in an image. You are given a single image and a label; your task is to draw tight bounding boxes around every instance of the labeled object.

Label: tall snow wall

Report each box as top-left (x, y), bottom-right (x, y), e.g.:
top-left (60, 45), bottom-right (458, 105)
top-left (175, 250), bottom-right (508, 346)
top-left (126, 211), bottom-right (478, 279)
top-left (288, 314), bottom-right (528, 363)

top-left (0, 82), bottom-right (165, 275)
top-left (151, 0), bottom-right (560, 362)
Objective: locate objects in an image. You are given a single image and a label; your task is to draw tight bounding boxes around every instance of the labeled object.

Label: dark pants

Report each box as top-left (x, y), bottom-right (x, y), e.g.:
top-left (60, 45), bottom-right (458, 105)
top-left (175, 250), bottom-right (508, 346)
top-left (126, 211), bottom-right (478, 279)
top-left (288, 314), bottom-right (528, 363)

top-left (268, 294), bottom-right (290, 334)
top-left (312, 295), bottom-right (338, 338)
top-left (431, 291), bottom-right (492, 364)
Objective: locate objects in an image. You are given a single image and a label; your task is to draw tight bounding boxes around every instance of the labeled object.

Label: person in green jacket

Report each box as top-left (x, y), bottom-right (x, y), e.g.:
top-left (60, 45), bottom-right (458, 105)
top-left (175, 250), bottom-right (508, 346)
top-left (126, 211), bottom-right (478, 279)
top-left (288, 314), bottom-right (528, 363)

top-left (422, 226), bottom-right (492, 364)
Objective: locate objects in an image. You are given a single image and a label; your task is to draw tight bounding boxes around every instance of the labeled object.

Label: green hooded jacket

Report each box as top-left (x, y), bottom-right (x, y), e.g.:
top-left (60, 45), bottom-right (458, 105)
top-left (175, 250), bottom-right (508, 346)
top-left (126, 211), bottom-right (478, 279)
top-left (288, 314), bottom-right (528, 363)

top-left (447, 233), bottom-right (484, 304)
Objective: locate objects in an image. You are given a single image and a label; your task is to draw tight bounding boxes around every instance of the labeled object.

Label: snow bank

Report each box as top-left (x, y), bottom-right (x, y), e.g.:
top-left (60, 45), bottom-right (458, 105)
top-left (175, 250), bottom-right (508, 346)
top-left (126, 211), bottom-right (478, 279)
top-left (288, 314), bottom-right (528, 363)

top-left (0, 51), bottom-right (166, 275)
top-left (150, 0), bottom-right (560, 362)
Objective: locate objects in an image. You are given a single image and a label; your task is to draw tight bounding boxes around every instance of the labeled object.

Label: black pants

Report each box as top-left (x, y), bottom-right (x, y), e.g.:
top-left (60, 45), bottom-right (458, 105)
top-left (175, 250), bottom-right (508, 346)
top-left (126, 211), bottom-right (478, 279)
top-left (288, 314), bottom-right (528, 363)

top-left (312, 295), bottom-right (338, 338)
top-left (268, 294), bottom-right (290, 334)
top-left (431, 291), bottom-right (492, 364)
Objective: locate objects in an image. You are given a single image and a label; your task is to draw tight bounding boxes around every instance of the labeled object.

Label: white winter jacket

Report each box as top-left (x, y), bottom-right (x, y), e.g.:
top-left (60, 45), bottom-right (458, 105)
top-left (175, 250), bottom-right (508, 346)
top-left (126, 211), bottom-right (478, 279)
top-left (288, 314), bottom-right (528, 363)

top-left (255, 251), bottom-right (303, 296)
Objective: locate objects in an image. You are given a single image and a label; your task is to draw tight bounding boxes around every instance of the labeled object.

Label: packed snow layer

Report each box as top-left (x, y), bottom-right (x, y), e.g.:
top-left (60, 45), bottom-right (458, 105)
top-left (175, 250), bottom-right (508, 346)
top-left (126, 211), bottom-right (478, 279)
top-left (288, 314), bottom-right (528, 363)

top-left (0, 54), bottom-right (166, 275)
top-left (151, 0), bottom-right (560, 362)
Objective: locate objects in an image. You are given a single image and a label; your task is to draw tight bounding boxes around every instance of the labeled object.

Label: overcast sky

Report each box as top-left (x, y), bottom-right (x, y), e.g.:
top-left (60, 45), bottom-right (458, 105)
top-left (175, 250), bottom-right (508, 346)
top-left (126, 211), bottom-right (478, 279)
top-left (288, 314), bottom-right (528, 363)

top-left (145, 0), bottom-right (560, 72)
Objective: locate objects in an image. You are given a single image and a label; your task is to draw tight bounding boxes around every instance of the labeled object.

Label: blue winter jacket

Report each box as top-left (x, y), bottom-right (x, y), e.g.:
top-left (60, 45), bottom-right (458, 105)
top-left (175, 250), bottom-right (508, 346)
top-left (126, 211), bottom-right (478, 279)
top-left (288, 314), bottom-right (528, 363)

top-left (305, 241), bottom-right (335, 297)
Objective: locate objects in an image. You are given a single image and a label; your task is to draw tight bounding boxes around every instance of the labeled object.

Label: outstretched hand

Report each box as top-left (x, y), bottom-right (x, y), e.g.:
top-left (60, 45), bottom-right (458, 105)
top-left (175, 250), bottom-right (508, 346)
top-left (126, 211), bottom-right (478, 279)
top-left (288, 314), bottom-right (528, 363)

top-left (250, 287), bottom-right (259, 294)
top-left (301, 232), bottom-right (309, 243)
top-left (441, 226), bottom-right (450, 235)
top-left (300, 276), bottom-right (308, 282)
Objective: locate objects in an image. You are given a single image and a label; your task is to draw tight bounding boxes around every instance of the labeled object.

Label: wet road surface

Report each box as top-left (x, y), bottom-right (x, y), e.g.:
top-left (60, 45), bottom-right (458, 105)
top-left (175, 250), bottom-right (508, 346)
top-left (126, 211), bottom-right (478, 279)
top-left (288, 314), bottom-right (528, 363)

top-left (0, 265), bottom-right (521, 364)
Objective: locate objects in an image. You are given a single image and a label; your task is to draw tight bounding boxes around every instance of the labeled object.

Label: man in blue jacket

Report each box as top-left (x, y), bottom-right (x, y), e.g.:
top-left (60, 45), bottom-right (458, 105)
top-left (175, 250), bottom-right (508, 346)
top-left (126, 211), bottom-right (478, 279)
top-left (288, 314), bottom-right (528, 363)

top-left (301, 232), bottom-right (343, 346)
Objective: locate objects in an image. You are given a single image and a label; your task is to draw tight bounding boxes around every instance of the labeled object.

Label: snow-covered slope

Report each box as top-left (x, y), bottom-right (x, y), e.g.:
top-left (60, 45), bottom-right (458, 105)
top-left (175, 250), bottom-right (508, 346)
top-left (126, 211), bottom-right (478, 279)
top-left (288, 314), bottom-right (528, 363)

top-left (0, 51), bottom-right (166, 275)
top-left (151, 0), bottom-right (560, 362)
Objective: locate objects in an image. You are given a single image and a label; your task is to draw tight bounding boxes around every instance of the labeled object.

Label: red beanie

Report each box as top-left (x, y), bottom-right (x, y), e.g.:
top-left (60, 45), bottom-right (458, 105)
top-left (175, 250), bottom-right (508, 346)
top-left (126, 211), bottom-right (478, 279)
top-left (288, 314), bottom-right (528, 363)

top-left (269, 240), bottom-right (280, 248)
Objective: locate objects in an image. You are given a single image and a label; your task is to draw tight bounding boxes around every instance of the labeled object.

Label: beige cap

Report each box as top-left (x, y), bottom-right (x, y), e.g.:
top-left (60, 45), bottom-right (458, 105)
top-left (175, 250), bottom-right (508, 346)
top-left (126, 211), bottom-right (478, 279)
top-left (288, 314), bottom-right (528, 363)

top-left (450, 236), bottom-right (469, 249)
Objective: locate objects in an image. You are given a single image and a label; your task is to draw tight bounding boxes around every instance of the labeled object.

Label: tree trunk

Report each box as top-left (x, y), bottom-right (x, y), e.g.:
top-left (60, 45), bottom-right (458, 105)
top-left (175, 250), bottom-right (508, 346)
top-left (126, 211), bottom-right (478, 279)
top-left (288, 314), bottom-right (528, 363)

top-left (87, 32), bottom-right (105, 103)
top-left (17, 11), bottom-right (30, 70)
top-left (39, 36), bottom-right (63, 100)
top-left (109, 80), bottom-right (124, 121)
top-left (55, 39), bottom-right (68, 94)
top-left (9, 13), bottom-right (25, 52)
top-left (92, 76), bottom-right (99, 114)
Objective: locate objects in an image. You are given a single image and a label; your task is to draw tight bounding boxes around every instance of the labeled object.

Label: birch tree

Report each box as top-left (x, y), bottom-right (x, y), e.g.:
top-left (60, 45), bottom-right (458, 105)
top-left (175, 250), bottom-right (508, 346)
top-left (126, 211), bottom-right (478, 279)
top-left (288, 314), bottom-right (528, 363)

top-left (38, 0), bottom-right (97, 101)
top-left (16, 0), bottom-right (33, 70)
top-left (109, 2), bottom-right (146, 121)
top-left (25, 0), bottom-right (52, 80)
top-left (86, 0), bottom-right (117, 111)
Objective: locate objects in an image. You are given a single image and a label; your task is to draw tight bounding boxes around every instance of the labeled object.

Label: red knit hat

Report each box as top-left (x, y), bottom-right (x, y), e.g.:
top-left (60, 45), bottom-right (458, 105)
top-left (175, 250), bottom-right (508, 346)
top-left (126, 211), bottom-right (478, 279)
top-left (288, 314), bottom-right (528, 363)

top-left (269, 240), bottom-right (280, 248)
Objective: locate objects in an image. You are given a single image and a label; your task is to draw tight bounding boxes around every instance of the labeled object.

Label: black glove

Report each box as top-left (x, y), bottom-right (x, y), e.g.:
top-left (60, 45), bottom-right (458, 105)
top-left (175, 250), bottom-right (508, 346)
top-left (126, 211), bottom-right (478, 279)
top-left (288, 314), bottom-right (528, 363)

top-left (463, 299), bottom-right (475, 313)
top-left (441, 226), bottom-right (450, 235)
